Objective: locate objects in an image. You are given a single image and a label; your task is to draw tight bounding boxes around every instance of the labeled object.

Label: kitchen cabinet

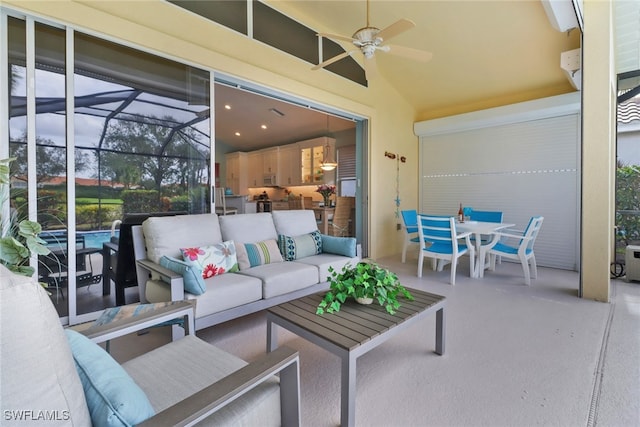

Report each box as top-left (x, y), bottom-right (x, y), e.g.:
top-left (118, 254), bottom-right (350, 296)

top-left (247, 151), bottom-right (262, 188)
top-left (277, 143), bottom-right (300, 186)
top-left (262, 147), bottom-right (279, 175)
top-left (224, 152), bottom-right (248, 195)
top-left (299, 137), bottom-right (335, 185)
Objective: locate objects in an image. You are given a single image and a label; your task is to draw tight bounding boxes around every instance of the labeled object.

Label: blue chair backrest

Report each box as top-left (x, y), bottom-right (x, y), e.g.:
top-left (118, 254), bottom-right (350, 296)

top-left (401, 210), bottom-right (418, 233)
top-left (522, 216), bottom-right (544, 250)
top-left (417, 214), bottom-right (454, 243)
top-left (469, 210), bottom-right (503, 223)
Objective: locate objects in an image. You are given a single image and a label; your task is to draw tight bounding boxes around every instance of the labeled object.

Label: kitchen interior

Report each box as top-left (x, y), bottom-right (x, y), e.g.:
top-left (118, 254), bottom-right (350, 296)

top-left (214, 82), bottom-right (357, 215)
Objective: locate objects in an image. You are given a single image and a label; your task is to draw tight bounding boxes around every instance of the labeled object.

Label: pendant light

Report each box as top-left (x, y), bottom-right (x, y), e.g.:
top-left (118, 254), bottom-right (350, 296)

top-left (320, 115), bottom-right (338, 171)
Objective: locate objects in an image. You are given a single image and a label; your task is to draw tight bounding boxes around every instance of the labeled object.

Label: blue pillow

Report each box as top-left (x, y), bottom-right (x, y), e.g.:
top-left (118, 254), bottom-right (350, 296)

top-left (321, 234), bottom-right (357, 257)
top-left (278, 231), bottom-right (323, 261)
top-left (65, 329), bottom-right (155, 427)
top-left (160, 255), bottom-right (206, 295)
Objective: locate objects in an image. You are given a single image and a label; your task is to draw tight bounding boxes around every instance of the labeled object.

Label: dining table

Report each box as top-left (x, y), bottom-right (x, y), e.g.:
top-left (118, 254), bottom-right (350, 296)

top-left (456, 220), bottom-right (515, 278)
top-left (312, 206), bottom-right (335, 234)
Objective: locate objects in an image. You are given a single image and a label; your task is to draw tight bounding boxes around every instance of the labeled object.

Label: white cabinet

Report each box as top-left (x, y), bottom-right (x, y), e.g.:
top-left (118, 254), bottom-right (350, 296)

top-left (299, 137), bottom-right (335, 185)
top-left (224, 152), bottom-right (248, 195)
top-left (247, 151), bottom-right (262, 188)
top-left (277, 143), bottom-right (300, 186)
top-left (261, 147), bottom-right (279, 175)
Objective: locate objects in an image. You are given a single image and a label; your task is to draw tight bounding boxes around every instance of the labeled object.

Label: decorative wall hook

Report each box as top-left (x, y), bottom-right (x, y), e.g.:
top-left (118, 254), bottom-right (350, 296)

top-left (385, 151), bottom-right (406, 163)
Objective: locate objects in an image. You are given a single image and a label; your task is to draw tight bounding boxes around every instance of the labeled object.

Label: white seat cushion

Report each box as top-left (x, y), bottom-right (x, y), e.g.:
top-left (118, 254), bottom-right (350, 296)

top-left (238, 261), bottom-right (319, 298)
top-left (123, 336), bottom-right (280, 426)
top-left (295, 253), bottom-right (361, 282)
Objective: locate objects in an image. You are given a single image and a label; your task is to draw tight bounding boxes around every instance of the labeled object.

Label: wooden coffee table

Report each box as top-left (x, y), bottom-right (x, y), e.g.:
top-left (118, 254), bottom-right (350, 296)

top-left (266, 288), bottom-right (446, 427)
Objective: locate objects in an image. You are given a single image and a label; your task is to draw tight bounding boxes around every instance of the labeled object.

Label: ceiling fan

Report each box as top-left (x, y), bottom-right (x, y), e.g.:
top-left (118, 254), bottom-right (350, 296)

top-left (311, 0), bottom-right (433, 80)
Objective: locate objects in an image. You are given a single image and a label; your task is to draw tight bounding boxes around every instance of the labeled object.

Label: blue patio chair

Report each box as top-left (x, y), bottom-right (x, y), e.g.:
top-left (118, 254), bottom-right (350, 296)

top-left (417, 214), bottom-right (475, 285)
top-left (469, 210), bottom-right (503, 223)
top-left (400, 210), bottom-right (420, 263)
top-left (479, 216), bottom-right (544, 285)
top-left (468, 210), bottom-right (505, 250)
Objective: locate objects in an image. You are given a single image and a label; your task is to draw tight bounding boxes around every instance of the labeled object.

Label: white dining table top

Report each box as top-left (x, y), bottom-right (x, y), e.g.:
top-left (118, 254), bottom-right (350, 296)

top-left (456, 220), bottom-right (515, 234)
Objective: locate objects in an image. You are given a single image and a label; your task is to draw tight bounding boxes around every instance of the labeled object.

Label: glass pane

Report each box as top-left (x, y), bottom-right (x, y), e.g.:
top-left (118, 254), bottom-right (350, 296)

top-left (74, 31), bottom-right (211, 313)
top-left (35, 23), bottom-right (69, 316)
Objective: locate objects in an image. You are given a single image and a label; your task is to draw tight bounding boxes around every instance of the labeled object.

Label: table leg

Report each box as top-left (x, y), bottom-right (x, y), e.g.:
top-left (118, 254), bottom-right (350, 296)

top-left (341, 353), bottom-right (356, 427)
top-left (435, 306), bottom-right (446, 355)
top-left (266, 317), bottom-right (278, 352)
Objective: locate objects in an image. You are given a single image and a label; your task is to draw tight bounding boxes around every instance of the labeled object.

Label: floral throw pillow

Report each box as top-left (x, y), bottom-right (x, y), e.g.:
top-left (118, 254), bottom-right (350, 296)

top-left (180, 241), bottom-right (239, 280)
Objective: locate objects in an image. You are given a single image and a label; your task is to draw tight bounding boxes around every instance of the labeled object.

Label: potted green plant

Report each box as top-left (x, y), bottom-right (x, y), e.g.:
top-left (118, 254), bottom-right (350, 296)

top-left (316, 261), bottom-right (414, 315)
top-left (0, 157), bottom-right (50, 277)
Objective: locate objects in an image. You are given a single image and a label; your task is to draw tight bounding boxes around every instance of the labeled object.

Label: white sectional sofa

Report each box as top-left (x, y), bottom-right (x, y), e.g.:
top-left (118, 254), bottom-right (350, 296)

top-left (133, 210), bottom-right (360, 331)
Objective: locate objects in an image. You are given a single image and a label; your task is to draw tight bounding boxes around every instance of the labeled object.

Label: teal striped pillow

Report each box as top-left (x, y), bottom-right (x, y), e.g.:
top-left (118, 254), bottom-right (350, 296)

top-left (240, 239), bottom-right (283, 269)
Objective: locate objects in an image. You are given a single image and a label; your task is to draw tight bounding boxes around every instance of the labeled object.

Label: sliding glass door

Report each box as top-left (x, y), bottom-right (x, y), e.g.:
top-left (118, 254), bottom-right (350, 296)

top-left (4, 12), bottom-right (212, 323)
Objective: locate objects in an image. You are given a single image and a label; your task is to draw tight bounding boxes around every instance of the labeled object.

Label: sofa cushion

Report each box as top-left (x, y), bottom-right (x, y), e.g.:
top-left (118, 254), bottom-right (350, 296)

top-left (159, 256), bottom-right (206, 295)
top-left (0, 265), bottom-right (91, 426)
top-left (180, 241), bottom-right (239, 279)
top-left (321, 234), bottom-right (357, 257)
top-left (238, 261), bottom-right (319, 298)
top-left (142, 214), bottom-right (222, 263)
top-left (235, 239), bottom-right (283, 270)
top-left (144, 273), bottom-right (263, 318)
top-left (278, 231), bottom-right (322, 261)
top-left (65, 329), bottom-right (155, 427)
top-left (123, 336), bottom-right (281, 426)
top-left (272, 210), bottom-right (319, 235)
top-left (294, 253), bottom-right (361, 282)
top-left (219, 213), bottom-right (278, 243)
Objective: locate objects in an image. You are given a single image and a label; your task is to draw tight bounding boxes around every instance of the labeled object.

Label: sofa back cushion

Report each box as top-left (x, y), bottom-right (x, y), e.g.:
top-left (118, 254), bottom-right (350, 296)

top-left (0, 265), bottom-right (91, 426)
top-left (142, 214), bottom-right (222, 263)
top-left (219, 213), bottom-right (278, 243)
top-left (272, 210), bottom-right (319, 236)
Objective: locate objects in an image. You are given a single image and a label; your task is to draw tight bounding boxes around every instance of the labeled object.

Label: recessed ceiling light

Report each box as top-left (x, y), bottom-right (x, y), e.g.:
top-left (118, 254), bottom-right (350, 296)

top-left (235, 132), bottom-right (241, 136)
top-left (261, 124), bottom-right (267, 129)
top-left (225, 104), bottom-right (231, 110)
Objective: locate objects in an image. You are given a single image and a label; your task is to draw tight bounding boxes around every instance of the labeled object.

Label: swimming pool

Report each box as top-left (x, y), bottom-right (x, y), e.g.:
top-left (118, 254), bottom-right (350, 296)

top-left (42, 230), bottom-right (119, 249)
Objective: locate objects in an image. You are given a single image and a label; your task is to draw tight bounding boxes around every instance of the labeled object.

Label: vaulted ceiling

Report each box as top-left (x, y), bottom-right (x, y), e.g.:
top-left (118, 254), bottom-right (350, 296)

top-left (214, 0), bottom-right (639, 149)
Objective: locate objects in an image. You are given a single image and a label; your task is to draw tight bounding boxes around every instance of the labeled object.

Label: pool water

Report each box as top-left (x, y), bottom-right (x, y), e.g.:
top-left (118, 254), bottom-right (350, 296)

top-left (43, 230), bottom-right (119, 249)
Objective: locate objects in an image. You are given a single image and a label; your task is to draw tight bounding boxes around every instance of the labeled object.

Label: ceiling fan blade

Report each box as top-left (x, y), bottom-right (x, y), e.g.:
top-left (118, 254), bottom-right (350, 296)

top-left (376, 18), bottom-right (415, 42)
top-left (383, 44), bottom-right (433, 62)
top-left (363, 55), bottom-right (378, 81)
top-left (317, 32), bottom-right (356, 43)
top-left (312, 51), bottom-right (353, 70)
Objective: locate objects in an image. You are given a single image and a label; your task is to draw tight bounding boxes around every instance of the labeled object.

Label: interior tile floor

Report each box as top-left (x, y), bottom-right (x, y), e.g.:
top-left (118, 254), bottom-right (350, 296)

top-left (102, 255), bottom-right (640, 426)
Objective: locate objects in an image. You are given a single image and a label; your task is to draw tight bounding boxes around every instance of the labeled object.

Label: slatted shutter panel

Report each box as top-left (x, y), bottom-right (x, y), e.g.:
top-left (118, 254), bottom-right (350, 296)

top-left (419, 113), bottom-right (580, 270)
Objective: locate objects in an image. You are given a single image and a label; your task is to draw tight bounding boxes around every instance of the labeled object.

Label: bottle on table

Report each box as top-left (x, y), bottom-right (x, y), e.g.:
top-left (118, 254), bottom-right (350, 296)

top-left (458, 203), bottom-right (464, 223)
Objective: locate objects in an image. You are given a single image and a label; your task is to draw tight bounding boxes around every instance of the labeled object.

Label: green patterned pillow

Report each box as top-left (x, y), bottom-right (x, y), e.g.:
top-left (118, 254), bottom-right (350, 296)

top-left (278, 231), bottom-right (322, 261)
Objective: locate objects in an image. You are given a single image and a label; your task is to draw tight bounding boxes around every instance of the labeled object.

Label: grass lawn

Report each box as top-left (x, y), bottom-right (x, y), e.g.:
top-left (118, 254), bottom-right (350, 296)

top-left (76, 198), bottom-right (123, 205)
